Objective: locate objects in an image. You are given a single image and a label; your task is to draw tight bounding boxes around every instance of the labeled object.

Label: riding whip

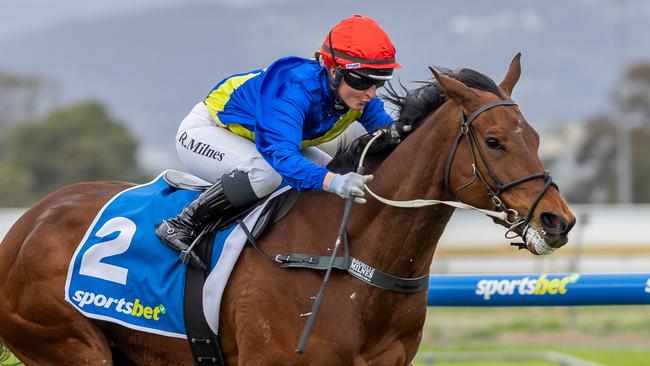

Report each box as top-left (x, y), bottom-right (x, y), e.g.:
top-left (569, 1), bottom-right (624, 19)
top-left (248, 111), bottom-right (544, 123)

top-left (295, 166), bottom-right (364, 354)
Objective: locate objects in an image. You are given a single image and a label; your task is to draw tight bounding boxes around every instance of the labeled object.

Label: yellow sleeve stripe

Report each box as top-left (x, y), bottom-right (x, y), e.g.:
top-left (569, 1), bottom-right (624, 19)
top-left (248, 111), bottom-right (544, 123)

top-left (301, 109), bottom-right (362, 147)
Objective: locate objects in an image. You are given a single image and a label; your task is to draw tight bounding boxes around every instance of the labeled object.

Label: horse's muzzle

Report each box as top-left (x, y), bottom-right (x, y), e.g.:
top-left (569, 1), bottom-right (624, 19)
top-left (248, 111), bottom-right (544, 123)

top-left (523, 212), bottom-right (576, 255)
top-left (540, 211), bottom-right (576, 249)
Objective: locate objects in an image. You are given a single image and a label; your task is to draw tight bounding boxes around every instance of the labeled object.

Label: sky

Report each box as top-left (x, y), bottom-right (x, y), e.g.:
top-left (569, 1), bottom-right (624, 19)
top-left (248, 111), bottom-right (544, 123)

top-left (0, 1), bottom-right (171, 41)
top-left (3, 0), bottom-right (647, 41)
top-left (0, 0), bottom-right (311, 41)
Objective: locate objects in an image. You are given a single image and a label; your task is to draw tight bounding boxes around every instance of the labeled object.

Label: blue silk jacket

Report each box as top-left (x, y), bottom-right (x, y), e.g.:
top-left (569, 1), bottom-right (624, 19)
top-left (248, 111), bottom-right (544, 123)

top-left (204, 56), bottom-right (393, 191)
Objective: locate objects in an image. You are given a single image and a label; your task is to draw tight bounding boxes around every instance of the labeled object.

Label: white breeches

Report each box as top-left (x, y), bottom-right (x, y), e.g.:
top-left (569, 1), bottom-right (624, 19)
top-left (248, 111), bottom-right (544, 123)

top-left (175, 102), bottom-right (364, 198)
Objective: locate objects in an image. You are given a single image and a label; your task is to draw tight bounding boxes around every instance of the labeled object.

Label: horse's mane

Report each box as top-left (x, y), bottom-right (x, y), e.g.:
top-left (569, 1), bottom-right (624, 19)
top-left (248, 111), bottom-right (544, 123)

top-left (327, 67), bottom-right (505, 173)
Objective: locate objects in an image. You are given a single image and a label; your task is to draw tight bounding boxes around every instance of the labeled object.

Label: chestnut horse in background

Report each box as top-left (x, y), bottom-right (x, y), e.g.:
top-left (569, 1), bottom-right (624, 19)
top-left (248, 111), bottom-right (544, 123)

top-left (0, 54), bottom-right (575, 365)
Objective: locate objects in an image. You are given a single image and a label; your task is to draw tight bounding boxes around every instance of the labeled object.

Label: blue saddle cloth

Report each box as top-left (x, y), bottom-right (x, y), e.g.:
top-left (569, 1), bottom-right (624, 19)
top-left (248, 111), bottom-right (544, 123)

top-left (64, 172), bottom-right (236, 338)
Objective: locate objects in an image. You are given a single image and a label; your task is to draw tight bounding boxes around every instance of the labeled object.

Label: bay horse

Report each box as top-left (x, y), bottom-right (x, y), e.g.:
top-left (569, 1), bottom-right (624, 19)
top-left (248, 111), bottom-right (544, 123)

top-left (0, 54), bottom-right (574, 365)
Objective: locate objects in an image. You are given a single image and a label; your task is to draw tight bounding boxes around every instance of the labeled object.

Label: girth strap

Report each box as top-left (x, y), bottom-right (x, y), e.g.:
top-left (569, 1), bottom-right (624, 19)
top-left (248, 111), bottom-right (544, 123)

top-left (275, 253), bottom-right (349, 271)
top-left (183, 229), bottom-right (226, 366)
top-left (275, 253), bottom-right (428, 293)
top-left (237, 217), bottom-right (429, 294)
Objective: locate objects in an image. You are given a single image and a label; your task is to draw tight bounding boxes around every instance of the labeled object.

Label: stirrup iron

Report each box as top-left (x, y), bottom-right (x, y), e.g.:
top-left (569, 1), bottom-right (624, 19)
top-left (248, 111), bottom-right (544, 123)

top-left (179, 221), bottom-right (221, 270)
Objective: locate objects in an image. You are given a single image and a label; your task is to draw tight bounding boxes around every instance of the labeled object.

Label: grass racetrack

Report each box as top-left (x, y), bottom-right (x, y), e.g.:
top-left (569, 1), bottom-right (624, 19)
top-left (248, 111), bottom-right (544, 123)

top-left (0, 354), bottom-right (21, 366)
top-left (416, 305), bottom-right (650, 366)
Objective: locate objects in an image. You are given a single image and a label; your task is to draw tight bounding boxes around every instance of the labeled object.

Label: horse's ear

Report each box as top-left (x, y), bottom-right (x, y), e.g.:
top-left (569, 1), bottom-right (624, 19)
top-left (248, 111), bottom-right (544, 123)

top-left (499, 52), bottom-right (521, 97)
top-left (430, 67), bottom-right (479, 108)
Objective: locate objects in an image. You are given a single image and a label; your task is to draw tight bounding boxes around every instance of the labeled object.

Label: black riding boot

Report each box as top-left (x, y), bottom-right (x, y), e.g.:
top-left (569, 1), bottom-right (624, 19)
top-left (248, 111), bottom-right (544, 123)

top-left (155, 170), bottom-right (259, 263)
top-left (155, 179), bottom-right (233, 254)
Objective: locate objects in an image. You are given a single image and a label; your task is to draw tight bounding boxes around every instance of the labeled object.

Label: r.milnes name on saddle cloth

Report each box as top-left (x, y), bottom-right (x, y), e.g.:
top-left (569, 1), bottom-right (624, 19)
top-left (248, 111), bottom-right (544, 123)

top-left (349, 258), bottom-right (375, 281)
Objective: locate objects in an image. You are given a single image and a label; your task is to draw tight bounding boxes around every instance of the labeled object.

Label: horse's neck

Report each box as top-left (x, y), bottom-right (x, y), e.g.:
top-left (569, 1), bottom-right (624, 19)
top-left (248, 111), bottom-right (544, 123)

top-left (354, 106), bottom-right (457, 277)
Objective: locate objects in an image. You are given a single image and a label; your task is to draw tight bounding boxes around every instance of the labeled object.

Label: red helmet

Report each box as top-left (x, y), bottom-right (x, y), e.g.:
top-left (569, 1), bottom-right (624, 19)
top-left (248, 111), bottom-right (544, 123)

top-left (320, 15), bottom-right (401, 80)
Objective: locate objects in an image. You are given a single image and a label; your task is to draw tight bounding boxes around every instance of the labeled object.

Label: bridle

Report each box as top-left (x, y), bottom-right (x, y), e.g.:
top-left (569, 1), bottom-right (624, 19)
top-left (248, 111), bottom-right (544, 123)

top-left (359, 97), bottom-right (558, 245)
top-left (443, 99), bottom-right (557, 237)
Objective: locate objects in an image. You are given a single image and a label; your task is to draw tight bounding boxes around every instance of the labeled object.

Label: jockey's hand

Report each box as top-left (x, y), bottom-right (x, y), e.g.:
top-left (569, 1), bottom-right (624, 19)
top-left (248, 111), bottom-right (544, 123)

top-left (326, 172), bottom-right (374, 204)
top-left (378, 122), bottom-right (412, 145)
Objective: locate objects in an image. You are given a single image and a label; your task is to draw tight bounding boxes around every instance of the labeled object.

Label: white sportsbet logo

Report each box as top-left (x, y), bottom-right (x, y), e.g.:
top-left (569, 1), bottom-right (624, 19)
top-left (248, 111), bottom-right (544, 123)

top-left (475, 274), bottom-right (580, 300)
top-left (72, 290), bottom-right (166, 321)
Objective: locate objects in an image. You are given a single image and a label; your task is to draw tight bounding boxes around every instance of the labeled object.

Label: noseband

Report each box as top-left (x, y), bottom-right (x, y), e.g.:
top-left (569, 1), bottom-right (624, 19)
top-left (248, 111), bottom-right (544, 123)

top-left (443, 100), bottom-right (557, 235)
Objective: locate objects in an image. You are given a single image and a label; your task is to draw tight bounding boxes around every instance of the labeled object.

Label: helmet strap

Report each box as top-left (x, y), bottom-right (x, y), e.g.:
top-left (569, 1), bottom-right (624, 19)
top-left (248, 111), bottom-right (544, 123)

top-left (326, 67), bottom-right (347, 110)
top-left (326, 30), bottom-right (348, 110)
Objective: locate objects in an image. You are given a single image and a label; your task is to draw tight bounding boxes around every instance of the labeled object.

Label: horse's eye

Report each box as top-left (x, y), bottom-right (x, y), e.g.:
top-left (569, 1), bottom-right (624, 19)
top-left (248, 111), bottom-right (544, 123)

top-left (485, 137), bottom-right (503, 150)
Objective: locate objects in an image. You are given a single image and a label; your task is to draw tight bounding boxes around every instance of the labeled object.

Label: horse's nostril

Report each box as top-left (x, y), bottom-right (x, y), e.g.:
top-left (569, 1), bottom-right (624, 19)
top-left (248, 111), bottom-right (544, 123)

top-left (541, 212), bottom-right (566, 233)
top-left (567, 216), bottom-right (576, 232)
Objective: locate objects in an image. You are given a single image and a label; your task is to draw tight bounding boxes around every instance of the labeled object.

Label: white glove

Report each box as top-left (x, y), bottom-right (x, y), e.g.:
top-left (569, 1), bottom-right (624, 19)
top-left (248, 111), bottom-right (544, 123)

top-left (327, 172), bottom-right (374, 204)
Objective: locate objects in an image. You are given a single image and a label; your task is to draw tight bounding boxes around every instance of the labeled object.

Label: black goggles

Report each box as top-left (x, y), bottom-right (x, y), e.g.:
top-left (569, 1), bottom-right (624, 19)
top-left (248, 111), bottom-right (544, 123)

top-left (342, 71), bottom-right (386, 90)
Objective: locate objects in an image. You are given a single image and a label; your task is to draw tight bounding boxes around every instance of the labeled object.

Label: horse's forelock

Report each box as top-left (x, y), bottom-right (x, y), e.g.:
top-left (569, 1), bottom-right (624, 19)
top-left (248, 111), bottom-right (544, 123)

top-left (454, 68), bottom-right (505, 99)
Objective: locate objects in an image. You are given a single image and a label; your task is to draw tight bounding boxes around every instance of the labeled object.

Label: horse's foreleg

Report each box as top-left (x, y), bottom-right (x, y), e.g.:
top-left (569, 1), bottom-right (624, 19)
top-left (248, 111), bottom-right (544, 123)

top-left (359, 341), bottom-right (408, 366)
top-left (360, 334), bottom-right (422, 366)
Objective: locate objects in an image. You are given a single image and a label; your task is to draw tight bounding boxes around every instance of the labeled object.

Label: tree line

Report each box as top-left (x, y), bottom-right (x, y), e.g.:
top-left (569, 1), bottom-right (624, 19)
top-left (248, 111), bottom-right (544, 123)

top-left (548, 61), bottom-right (650, 203)
top-left (0, 72), bottom-right (149, 206)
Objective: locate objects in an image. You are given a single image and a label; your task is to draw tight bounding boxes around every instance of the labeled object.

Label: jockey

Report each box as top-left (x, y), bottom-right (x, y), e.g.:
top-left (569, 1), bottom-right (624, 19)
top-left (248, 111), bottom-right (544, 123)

top-left (156, 14), bottom-right (405, 254)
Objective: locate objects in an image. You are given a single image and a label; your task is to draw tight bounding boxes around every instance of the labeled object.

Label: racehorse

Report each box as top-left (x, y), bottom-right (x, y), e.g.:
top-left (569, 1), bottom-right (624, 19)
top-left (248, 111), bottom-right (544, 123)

top-left (0, 54), bottom-right (574, 365)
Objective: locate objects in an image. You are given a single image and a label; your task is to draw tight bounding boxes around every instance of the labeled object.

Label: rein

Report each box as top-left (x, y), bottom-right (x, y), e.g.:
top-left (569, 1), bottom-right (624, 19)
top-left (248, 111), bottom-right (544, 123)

top-left (361, 99), bottom-right (556, 243)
